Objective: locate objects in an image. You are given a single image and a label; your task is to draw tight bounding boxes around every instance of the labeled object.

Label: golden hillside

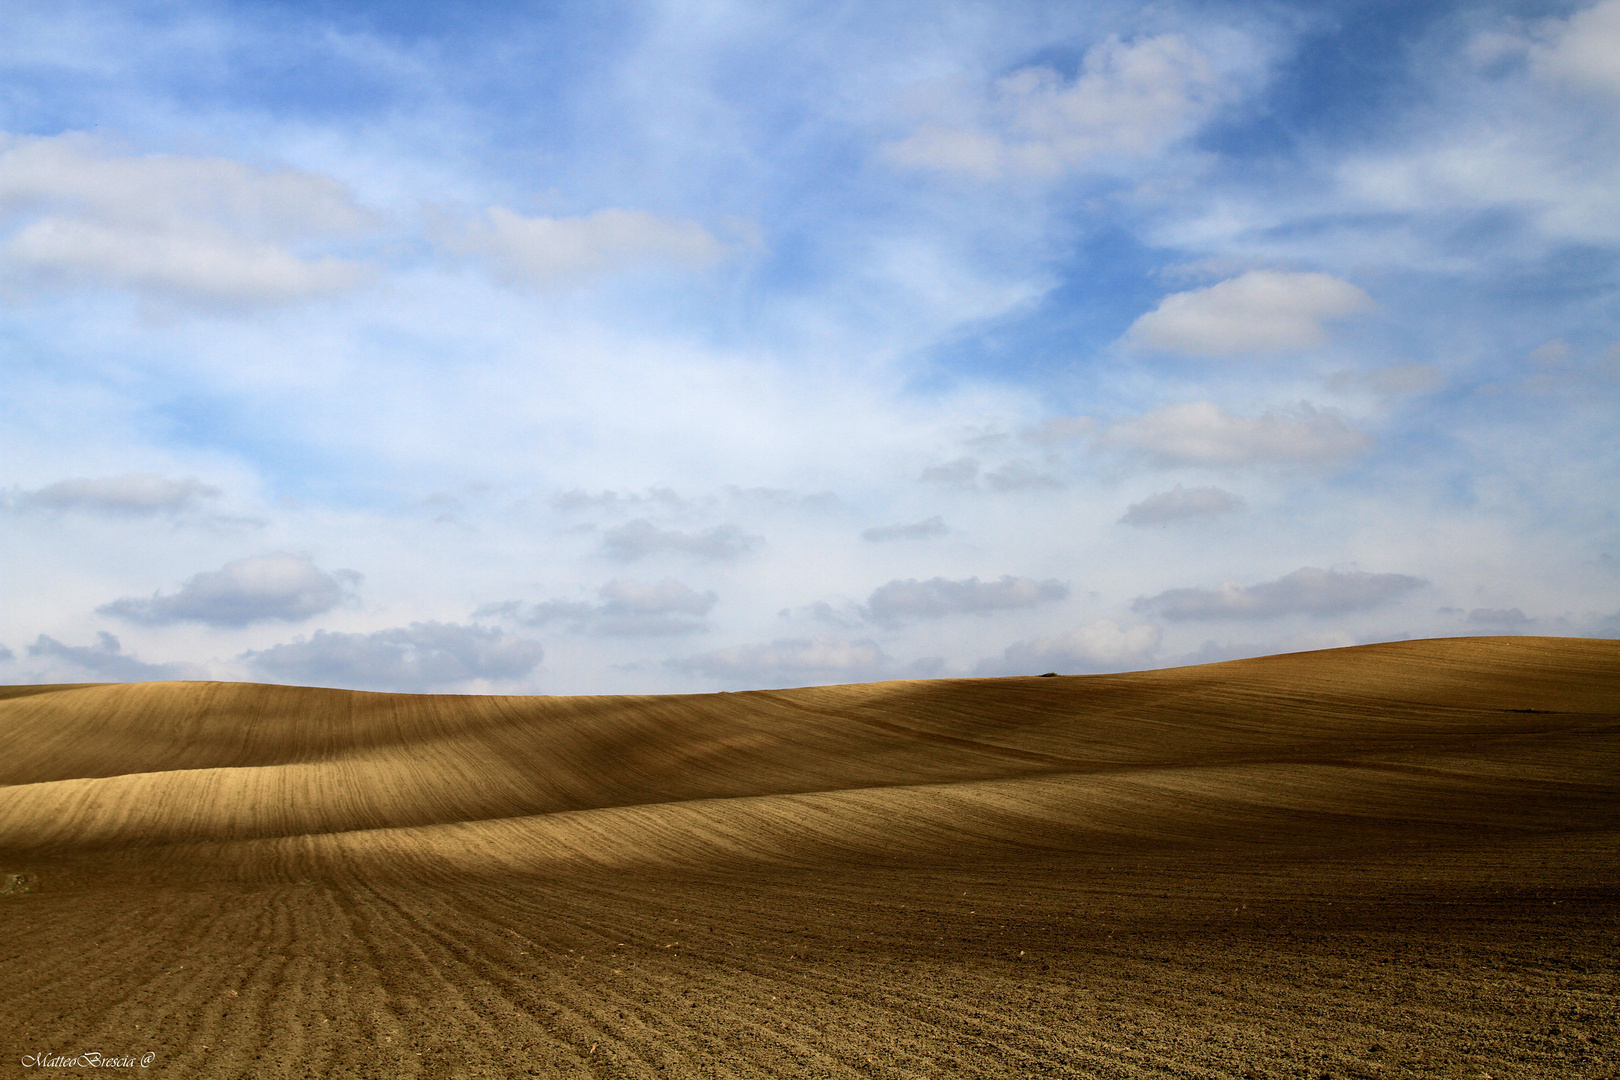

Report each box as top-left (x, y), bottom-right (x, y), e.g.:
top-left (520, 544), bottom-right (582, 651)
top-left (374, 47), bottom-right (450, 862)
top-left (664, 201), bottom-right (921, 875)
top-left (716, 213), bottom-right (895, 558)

top-left (2, 636), bottom-right (1616, 1078)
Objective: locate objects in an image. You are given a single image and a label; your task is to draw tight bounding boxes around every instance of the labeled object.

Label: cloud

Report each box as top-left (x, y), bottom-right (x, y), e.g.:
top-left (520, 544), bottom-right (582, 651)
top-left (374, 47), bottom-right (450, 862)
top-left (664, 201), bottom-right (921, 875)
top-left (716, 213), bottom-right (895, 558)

top-left (243, 622), bottom-right (543, 692)
top-left (482, 577), bottom-right (718, 636)
top-left (881, 33), bottom-right (1227, 179)
top-left (7, 473), bottom-right (221, 515)
top-left (451, 206), bottom-right (729, 288)
top-left (1467, 607), bottom-right (1532, 627)
top-left (1134, 567), bottom-right (1426, 621)
top-left (668, 636), bottom-right (907, 688)
top-left (1127, 271), bottom-right (1372, 356)
top-left (1529, 0), bottom-right (1620, 96)
top-left (1099, 402), bottom-right (1370, 468)
top-left (0, 132), bottom-right (372, 307)
top-left (600, 519), bottom-right (759, 561)
top-left (974, 620), bottom-right (1162, 676)
top-left (1120, 485), bottom-right (1245, 526)
top-left (983, 462), bottom-right (1062, 491)
top-left (1324, 364), bottom-right (1441, 398)
top-left (863, 516), bottom-right (948, 542)
top-left (918, 458), bottom-right (979, 485)
top-left (916, 459), bottom-right (1059, 490)
top-left (98, 554), bottom-right (360, 627)
top-left (864, 575), bottom-right (1068, 624)
top-left (25, 632), bottom-right (191, 682)
top-left (550, 487), bottom-right (691, 511)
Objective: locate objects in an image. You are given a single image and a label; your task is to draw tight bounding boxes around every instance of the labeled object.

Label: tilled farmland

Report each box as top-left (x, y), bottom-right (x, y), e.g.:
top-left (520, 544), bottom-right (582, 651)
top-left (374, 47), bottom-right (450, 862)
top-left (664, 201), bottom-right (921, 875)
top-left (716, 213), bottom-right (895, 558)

top-left (1, 636), bottom-right (1617, 1078)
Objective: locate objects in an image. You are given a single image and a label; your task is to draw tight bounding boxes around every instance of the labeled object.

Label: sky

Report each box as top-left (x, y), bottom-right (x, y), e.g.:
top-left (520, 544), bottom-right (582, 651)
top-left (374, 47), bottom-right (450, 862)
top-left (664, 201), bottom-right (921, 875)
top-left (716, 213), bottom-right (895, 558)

top-left (2, 0), bottom-right (1617, 694)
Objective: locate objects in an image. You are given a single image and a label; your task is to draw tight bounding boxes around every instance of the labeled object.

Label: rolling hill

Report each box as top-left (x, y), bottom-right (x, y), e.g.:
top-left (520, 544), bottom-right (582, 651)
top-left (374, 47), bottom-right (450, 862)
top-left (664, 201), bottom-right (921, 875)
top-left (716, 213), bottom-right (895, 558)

top-left (1, 636), bottom-right (1616, 1078)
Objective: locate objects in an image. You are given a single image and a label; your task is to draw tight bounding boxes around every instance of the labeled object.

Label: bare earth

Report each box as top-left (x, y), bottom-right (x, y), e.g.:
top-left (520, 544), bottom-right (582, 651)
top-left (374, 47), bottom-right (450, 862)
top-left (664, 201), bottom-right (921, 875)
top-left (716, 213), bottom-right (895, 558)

top-left (1, 636), bottom-right (1617, 1079)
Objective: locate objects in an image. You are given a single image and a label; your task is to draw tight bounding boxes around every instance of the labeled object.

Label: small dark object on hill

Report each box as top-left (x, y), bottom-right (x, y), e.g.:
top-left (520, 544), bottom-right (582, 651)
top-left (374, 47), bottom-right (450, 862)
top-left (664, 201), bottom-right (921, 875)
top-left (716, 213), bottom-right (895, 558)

top-left (1039, 672), bottom-right (1060, 677)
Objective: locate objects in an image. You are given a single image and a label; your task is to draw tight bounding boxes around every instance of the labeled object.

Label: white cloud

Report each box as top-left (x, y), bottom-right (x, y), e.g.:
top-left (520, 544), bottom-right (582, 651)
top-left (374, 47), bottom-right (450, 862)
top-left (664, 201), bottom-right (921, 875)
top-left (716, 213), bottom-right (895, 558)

top-left (1127, 271), bottom-right (1372, 356)
top-left (7, 473), bottom-right (220, 515)
top-left (600, 519), bottom-right (760, 561)
top-left (1119, 485), bottom-right (1245, 526)
top-left (452, 206), bottom-right (729, 288)
top-left (0, 132), bottom-right (373, 306)
top-left (242, 622), bottom-right (543, 692)
top-left (863, 515), bottom-right (948, 542)
top-left (864, 575), bottom-right (1068, 624)
top-left (1099, 401), bottom-right (1370, 468)
top-left (98, 554), bottom-right (360, 627)
top-left (1530, 0), bottom-right (1620, 95)
top-left (975, 620), bottom-right (1162, 676)
top-left (1134, 567), bottom-right (1426, 621)
top-left (881, 33), bottom-right (1228, 179)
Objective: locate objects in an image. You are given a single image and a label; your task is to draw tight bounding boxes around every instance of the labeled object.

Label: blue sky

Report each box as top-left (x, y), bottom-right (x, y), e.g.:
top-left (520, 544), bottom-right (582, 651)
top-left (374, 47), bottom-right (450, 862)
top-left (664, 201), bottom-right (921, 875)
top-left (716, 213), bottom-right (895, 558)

top-left (3, 0), bottom-right (1617, 692)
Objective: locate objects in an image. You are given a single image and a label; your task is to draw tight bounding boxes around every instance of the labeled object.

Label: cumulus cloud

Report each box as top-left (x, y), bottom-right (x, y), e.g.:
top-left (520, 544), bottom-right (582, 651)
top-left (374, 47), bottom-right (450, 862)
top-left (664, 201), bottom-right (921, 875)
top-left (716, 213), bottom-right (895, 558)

top-left (1127, 271), bottom-right (1372, 356)
top-left (668, 636), bottom-right (924, 688)
top-left (26, 632), bottom-right (192, 682)
top-left (98, 554), bottom-right (360, 627)
top-left (1099, 402), bottom-right (1370, 468)
top-left (451, 206), bottom-right (729, 288)
top-left (480, 577), bottom-right (718, 636)
top-left (6, 473), bottom-right (220, 515)
top-left (242, 622), bottom-right (543, 692)
top-left (0, 132), bottom-right (372, 307)
top-left (864, 575), bottom-right (1068, 624)
top-left (600, 519), bottom-right (759, 561)
top-left (881, 33), bottom-right (1227, 179)
top-left (974, 620), bottom-right (1162, 676)
top-left (863, 516), bottom-right (948, 542)
top-left (1134, 567), bottom-right (1426, 621)
top-left (1120, 485), bottom-right (1245, 526)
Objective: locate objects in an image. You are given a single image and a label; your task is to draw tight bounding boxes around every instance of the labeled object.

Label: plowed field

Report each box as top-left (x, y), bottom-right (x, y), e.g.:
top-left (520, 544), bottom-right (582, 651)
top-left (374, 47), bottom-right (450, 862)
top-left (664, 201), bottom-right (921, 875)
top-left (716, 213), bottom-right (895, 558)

top-left (2, 636), bottom-right (1617, 1078)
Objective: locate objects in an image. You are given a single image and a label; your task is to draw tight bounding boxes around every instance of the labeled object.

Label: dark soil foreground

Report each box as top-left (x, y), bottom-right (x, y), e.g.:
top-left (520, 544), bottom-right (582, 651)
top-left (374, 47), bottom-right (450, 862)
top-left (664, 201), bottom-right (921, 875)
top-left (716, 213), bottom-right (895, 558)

top-left (0, 637), bottom-right (1617, 1079)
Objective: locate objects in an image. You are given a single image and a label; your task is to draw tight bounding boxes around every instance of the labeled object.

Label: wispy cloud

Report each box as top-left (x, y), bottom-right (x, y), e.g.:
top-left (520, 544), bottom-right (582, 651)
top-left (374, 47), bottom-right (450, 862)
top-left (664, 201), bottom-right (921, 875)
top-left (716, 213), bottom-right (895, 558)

top-left (243, 622), bottom-right (543, 692)
top-left (480, 577), bottom-right (717, 637)
top-left (7, 473), bottom-right (220, 515)
top-left (600, 520), bottom-right (760, 561)
top-left (1134, 568), bottom-right (1425, 621)
top-left (975, 620), bottom-right (1162, 676)
top-left (0, 132), bottom-right (373, 307)
top-left (863, 516), bottom-right (948, 542)
top-left (864, 575), bottom-right (1068, 625)
top-left (1120, 485), bottom-right (1245, 526)
top-left (881, 33), bottom-right (1230, 179)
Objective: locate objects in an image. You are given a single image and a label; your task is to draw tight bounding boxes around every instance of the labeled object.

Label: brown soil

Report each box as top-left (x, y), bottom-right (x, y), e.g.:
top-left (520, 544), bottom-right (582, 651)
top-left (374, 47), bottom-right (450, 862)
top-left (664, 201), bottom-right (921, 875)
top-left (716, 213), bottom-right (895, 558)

top-left (0, 636), bottom-right (1616, 1078)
